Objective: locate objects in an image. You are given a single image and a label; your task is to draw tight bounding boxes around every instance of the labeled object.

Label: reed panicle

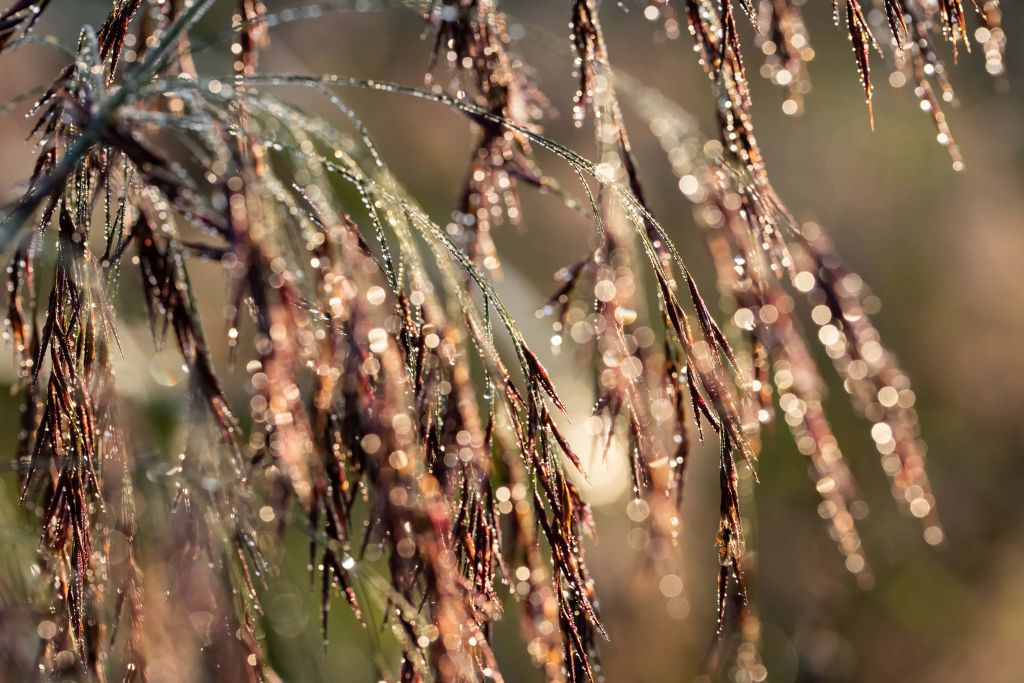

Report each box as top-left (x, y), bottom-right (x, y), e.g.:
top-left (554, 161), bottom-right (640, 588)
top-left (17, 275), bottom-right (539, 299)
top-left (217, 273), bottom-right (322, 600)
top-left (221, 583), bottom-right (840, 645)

top-left (0, 0), bottom-right (999, 680)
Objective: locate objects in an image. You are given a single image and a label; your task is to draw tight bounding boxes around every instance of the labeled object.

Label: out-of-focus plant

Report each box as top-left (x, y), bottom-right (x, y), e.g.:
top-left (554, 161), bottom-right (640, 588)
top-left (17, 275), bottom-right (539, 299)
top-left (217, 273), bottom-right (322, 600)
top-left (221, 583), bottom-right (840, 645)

top-left (0, 0), bottom-right (1003, 680)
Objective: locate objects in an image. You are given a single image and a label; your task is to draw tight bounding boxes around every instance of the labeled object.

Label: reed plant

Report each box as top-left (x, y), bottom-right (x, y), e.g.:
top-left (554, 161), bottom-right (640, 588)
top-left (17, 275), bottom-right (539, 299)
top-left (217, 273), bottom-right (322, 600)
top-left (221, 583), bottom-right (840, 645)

top-left (0, 0), bottom-right (1004, 680)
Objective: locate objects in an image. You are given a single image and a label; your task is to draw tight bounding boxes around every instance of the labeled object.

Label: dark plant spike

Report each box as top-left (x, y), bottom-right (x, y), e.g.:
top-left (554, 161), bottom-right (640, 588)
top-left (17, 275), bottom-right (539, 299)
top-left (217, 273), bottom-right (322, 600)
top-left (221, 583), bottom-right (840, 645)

top-left (845, 0), bottom-right (878, 129)
top-left (937, 0), bottom-right (970, 56)
top-left (883, 0), bottom-right (908, 47)
top-left (426, 0), bottom-right (546, 273)
top-left (0, 0), bottom-right (51, 52)
top-left (96, 0), bottom-right (144, 81)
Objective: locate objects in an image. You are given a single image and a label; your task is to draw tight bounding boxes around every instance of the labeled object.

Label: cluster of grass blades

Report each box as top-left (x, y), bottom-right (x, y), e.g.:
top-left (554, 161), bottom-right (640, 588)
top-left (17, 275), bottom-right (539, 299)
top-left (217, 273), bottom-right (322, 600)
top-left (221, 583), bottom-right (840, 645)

top-left (0, 0), bottom-right (1002, 680)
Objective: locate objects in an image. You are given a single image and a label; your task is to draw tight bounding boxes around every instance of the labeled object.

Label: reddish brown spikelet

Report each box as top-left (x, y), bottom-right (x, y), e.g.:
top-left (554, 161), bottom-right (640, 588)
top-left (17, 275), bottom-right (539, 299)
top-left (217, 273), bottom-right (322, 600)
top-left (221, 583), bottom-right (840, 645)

top-left (845, 0), bottom-right (877, 129)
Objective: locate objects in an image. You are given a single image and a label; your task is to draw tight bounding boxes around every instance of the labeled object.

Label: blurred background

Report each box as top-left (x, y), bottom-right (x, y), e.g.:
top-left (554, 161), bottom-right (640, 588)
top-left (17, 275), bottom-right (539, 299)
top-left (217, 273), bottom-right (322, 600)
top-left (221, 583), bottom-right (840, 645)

top-left (0, 1), bottom-right (1021, 681)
